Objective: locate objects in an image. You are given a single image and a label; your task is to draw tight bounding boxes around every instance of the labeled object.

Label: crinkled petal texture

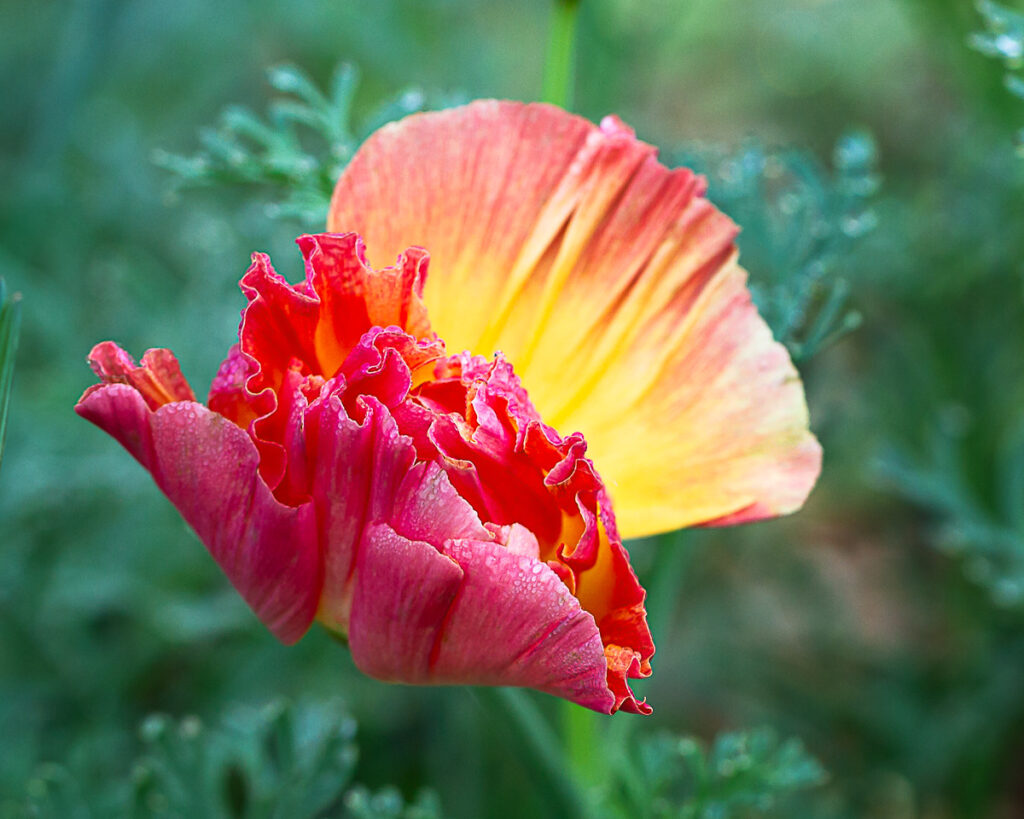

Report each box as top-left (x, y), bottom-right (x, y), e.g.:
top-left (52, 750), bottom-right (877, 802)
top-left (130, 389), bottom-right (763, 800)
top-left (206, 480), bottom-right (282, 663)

top-left (77, 232), bottom-right (651, 714)
top-left (329, 100), bottom-right (821, 538)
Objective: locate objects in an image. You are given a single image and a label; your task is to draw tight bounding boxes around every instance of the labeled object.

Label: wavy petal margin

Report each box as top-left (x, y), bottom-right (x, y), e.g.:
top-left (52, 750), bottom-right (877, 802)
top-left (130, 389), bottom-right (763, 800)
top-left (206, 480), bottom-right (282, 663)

top-left (76, 294), bottom-right (640, 711)
top-left (329, 101), bottom-right (821, 538)
top-left (76, 350), bottom-right (321, 644)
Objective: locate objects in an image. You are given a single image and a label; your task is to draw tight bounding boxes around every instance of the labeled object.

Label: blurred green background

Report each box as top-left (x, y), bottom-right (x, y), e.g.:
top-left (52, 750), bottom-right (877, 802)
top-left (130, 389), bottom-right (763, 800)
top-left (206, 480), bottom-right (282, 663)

top-left (3, 0), bottom-right (1024, 816)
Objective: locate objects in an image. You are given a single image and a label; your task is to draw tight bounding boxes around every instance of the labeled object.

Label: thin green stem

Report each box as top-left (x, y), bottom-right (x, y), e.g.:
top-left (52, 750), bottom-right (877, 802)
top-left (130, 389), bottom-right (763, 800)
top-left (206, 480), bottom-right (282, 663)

top-left (477, 688), bottom-right (588, 818)
top-left (646, 530), bottom-right (697, 639)
top-left (562, 699), bottom-right (603, 798)
top-left (542, 0), bottom-right (582, 109)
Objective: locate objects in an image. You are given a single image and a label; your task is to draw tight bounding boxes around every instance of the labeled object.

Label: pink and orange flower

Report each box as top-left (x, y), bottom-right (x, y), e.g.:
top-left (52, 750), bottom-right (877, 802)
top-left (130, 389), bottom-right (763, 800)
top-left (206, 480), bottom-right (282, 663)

top-left (76, 101), bottom-right (821, 714)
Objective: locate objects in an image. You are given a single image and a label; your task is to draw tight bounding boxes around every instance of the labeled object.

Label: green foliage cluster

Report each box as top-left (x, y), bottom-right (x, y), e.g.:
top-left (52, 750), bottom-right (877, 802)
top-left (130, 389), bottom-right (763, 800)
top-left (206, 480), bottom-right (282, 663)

top-left (875, 420), bottom-right (1024, 608)
top-left (154, 64), bottom-right (462, 226)
top-left (858, 1), bottom-right (1024, 612)
top-left (672, 133), bottom-right (878, 361)
top-left (971, 0), bottom-right (1024, 151)
top-left (605, 728), bottom-right (826, 819)
top-left (7, 701), bottom-right (439, 819)
top-left (8, 699), bottom-right (827, 819)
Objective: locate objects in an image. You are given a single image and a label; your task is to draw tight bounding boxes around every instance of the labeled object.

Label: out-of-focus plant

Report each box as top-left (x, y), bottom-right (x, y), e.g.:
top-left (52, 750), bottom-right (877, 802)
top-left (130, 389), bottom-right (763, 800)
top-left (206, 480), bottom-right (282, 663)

top-left (672, 133), bottom-right (879, 361)
top-left (155, 64), bottom-right (462, 226)
top-left (971, 0), bottom-right (1024, 152)
top-left (876, 417), bottom-right (1024, 608)
top-left (0, 278), bottom-right (20, 470)
top-left (483, 688), bottom-right (829, 819)
top-left (9, 700), bottom-right (441, 819)
top-left (600, 727), bottom-right (827, 819)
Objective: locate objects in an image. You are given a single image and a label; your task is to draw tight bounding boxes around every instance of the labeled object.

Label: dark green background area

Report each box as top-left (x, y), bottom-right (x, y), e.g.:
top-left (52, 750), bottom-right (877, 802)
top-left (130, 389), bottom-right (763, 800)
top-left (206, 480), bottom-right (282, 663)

top-left (3, 0), bottom-right (1024, 816)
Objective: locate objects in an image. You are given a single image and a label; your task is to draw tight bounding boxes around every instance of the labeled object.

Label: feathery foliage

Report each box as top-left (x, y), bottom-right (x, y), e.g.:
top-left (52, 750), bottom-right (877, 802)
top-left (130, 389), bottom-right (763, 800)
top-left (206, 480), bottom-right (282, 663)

top-left (672, 132), bottom-right (878, 361)
top-left (971, 0), bottom-right (1024, 152)
top-left (155, 64), bottom-right (462, 226)
top-left (604, 728), bottom-right (827, 819)
top-left (8, 701), bottom-right (440, 819)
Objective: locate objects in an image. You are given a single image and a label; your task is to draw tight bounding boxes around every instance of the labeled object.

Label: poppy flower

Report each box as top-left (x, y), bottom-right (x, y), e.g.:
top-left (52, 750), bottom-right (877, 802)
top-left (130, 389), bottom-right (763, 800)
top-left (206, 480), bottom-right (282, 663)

top-left (76, 101), bottom-right (820, 714)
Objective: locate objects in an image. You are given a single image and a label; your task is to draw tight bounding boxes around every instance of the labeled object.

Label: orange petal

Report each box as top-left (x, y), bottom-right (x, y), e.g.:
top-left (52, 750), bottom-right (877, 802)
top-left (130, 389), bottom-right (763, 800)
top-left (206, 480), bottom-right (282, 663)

top-left (329, 101), bottom-right (820, 538)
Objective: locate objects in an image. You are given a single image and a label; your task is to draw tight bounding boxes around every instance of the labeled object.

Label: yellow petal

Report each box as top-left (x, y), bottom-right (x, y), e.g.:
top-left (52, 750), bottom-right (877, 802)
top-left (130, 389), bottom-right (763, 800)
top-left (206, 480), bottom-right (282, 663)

top-left (328, 101), bottom-right (821, 538)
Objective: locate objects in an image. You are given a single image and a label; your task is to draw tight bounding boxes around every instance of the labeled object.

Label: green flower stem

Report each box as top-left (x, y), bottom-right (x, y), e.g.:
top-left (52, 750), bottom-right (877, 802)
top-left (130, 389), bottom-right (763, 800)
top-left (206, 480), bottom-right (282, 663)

top-left (562, 698), bottom-right (604, 806)
top-left (542, 0), bottom-right (582, 109)
top-left (646, 530), bottom-right (697, 639)
top-left (480, 687), bottom-right (588, 818)
top-left (556, 535), bottom-right (695, 816)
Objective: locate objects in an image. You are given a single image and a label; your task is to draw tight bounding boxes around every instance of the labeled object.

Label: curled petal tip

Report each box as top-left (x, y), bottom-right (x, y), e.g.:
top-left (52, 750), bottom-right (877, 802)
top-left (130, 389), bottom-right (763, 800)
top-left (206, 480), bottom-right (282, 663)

top-left (599, 114), bottom-right (635, 138)
top-left (77, 384), bottom-right (321, 643)
top-left (84, 341), bottom-right (195, 410)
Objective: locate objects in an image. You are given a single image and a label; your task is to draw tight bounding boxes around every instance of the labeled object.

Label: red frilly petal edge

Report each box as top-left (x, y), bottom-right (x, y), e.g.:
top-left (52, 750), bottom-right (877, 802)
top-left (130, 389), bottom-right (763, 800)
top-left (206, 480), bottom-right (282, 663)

top-left (75, 346), bottom-right (623, 712)
top-left (76, 234), bottom-right (653, 714)
top-left (410, 352), bottom-right (653, 714)
top-left (207, 232), bottom-right (440, 500)
top-left (76, 346), bottom-right (321, 644)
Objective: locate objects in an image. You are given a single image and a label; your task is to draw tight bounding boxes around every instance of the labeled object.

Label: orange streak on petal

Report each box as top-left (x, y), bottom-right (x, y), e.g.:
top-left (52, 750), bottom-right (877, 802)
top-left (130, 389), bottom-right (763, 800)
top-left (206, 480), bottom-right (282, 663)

top-left (329, 101), bottom-right (821, 539)
top-left (86, 342), bottom-right (196, 410)
top-left (582, 262), bottom-right (822, 537)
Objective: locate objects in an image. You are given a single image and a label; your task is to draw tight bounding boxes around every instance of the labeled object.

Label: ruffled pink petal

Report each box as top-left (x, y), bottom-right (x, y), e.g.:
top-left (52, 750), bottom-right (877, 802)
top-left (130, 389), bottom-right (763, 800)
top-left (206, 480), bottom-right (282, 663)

top-left (347, 523), bottom-right (614, 713)
top-left (215, 237), bottom-right (445, 497)
top-left (87, 341), bottom-right (196, 410)
top-left (297, 233), bottom-right (433, 376)
top-left (237, 234), bottom-right (434, 402)
top-left (75, 382), bottom-right (320, 643)
top-left (303, 388), bottom-right (616, 711)
top-left (405, 351), bottom-right (653, 712)
top-left (305, 391), bottom-right (488, 632)
top-left (79, 238), bottom-right (659, 711)
top-left (433, 535), bottom-right (615, 712)
top-left (208, 343), bottom-right (260, 429)
top-left (347, 523), bottom-right (465, 682)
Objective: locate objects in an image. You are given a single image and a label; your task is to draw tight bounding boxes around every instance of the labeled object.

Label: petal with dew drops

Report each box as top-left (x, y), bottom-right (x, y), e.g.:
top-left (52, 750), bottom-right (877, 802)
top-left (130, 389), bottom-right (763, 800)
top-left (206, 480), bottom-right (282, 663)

top-left (434, 535), bottom-right (616, 713)
top-left (304, 392), bottom-right (488, 633)
top-left (76, 378), bottom-right (320, 643)
top-left (347, 523), bottom-right (615, 713)
top-left (347, 522), bottom-right (465, 684)
top-left (329, 101), bottom-right (821, 539)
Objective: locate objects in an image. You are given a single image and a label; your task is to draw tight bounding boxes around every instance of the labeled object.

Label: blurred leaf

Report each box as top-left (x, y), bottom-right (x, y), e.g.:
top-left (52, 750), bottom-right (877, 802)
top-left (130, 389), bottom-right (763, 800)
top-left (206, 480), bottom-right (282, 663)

top-left (0, 278), bottom-right (21, 470)
top-left (155, 63), bottom-right (464, 227)
top-left (670, 131), bottom-right (879, 361)
top-left (7, 700), bottom-right (441, 819)
top-left (972, 0), bottom-right (1024, 153)
top-left (603, 727), bottom-right (827, 819)
top-left (876, 417), bottom-right (1024, 609)
top-left (971, 1), bottom-right (1024, 64)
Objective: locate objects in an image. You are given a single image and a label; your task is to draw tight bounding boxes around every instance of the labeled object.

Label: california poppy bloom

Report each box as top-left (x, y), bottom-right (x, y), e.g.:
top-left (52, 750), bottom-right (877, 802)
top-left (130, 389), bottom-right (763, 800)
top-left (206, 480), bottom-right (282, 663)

top-left (76, 102), bottom-right (820, 714)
